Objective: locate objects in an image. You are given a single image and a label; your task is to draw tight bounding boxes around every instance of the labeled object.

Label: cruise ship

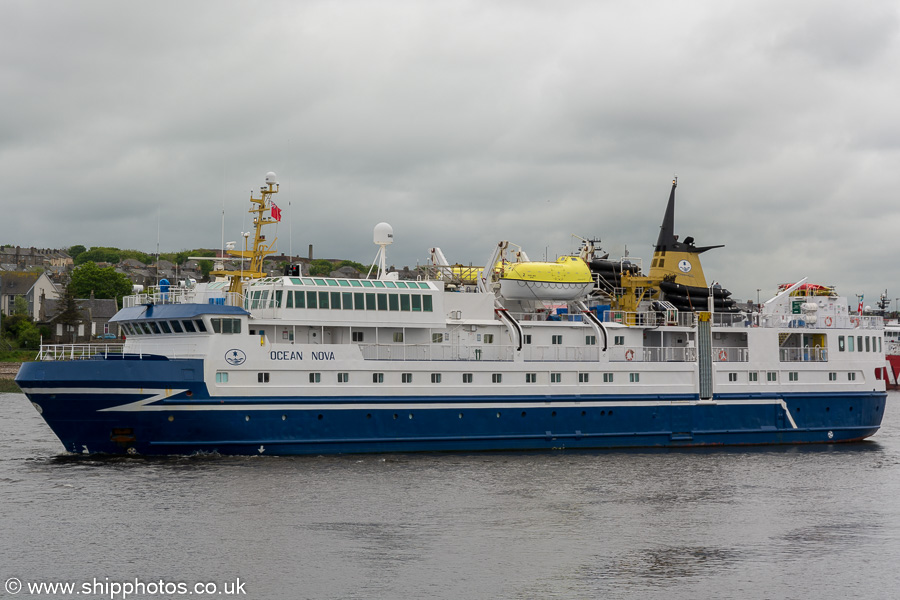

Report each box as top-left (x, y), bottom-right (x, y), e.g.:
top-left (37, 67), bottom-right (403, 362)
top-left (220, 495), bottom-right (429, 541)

top-left (15, 174), bottom-right (888, 455)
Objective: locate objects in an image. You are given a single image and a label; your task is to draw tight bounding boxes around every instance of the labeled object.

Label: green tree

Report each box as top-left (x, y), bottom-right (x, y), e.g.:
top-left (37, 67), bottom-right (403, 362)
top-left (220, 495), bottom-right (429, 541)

top-left (15, 321), bottom-right (40, 349)
top-left (309, 259), bottom-right (337, 276)
top-left (75, 247), bottom-right (122, 265)
top-left (54, 287), bottom-right (82, 344)
top-left (68, 244), bottom-right (86, 260)
top-left (12, 296), bottom-right (29, 316)
top-left (69, 262), bottom-right (134, 308)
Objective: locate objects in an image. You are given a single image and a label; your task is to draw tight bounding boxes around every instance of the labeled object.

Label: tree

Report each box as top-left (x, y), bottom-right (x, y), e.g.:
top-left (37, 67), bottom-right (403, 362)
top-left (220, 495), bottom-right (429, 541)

top-left (12, 296), bottom-right (29, 316)
top-left (69, 262), bottom-right (134, 308)
top-left (74, 247), bottom-right (121, 265)
top-left (68, 245), bottom-right (86, 260)
top-left (54, 287), bottom-right (82, 344)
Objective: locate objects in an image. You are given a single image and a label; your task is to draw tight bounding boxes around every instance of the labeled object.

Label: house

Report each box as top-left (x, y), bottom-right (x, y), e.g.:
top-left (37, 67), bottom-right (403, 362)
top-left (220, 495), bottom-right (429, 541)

top-left (40, 296), bottom-right (120, 342)
top-left (0, 271), bottom-right (60, 320)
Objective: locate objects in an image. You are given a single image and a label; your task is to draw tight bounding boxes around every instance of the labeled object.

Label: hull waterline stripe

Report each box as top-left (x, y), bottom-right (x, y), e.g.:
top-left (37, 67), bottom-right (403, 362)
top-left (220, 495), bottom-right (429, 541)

top-left (21, 386), bottom-right (799, 426)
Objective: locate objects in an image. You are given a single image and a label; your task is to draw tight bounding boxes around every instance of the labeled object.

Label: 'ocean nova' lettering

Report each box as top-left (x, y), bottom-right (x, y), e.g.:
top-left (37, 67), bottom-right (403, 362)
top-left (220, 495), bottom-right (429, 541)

top-left (270, 351), bottom-right (303, 361)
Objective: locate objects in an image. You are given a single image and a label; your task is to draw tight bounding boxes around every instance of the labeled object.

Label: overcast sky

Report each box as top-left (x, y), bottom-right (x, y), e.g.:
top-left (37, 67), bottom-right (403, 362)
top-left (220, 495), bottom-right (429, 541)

top-left (3, 0), bottom-right (900, 306)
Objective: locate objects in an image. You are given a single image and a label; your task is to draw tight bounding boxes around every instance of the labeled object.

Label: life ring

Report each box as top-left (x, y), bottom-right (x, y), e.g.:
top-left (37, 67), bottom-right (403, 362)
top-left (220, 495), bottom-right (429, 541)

top-left (625, 349), bottom-right (634, 361)
top-left (824, 316), bottom-right (833, 327)
top-left (717, 349), bottom-right (728, 361)
top-left (850, 316), bottom-right (859, 327)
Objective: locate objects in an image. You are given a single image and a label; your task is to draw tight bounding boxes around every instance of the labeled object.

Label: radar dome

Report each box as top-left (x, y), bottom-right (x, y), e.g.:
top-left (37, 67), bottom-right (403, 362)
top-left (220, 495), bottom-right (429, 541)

top-left (374, 222), bottom-right (394, 245)
top-left (265, 172), bottom-right (278, 185)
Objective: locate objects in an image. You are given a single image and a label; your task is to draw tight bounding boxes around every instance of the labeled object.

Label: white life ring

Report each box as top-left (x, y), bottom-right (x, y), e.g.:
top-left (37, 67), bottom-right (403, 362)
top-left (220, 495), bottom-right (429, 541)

top-left (824, 316), bottom-right (833, 327)
top-left (717, 349), bottom-right (728, 361)
top-left (625, 349), bottom-right (634, 361)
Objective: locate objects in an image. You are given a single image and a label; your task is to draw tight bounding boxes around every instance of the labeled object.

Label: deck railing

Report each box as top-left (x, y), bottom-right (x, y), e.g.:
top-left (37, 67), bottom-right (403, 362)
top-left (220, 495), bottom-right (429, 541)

top-left (38, 343), bottom-right (125, 361)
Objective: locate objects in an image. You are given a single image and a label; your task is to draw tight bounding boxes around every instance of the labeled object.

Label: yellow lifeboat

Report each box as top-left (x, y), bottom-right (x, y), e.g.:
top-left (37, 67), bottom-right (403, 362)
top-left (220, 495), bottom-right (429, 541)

top-left (499, 256), bottom-right (594, 300)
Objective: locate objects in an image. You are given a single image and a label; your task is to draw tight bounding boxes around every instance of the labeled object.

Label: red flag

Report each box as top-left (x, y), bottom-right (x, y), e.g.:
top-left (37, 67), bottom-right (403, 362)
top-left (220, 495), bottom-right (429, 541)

top-left (271, 202), bottom-right (282, 222)
top-left (857, 295), bottom-right (864, 315)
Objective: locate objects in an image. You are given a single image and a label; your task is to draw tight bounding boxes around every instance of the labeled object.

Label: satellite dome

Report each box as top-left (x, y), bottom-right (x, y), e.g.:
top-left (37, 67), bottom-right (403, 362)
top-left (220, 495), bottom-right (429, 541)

top-left (374, 222), bottom-right (394, 245)
top-left (265, 172), bottom-right (278, 185)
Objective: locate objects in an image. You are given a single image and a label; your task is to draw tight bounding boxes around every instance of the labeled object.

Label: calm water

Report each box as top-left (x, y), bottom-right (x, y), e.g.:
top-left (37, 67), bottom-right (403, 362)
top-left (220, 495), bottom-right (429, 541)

top-left (2, 391), bottom-right (900, 600)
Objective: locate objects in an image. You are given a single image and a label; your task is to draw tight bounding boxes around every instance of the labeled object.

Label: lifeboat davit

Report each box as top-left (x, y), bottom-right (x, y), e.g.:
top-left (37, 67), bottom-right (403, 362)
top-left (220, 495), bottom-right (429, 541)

top-left (499, 256), bottom-right (594, 300)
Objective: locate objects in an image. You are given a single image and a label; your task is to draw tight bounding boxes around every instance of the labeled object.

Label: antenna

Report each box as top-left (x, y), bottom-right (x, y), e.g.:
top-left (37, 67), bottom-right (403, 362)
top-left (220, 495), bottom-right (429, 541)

top-left (367, 222), bottom-right (394, 279)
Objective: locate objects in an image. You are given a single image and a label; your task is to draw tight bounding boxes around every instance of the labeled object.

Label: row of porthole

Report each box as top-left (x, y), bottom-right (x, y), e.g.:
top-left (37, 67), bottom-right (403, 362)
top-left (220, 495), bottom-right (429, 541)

top-left (217, 410), bottom-right (618, 422)
top-left (793, 406), bottom-right (857, 412)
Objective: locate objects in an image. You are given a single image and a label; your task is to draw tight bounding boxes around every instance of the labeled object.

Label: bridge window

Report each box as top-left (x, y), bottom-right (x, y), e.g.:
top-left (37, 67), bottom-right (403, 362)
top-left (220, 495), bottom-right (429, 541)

top-left (211, 318), bottom-right (241, 334)
top-left (331, 291), bottom-right (341, 309)
top-left (411, 294), bottom-right (422, 311)
top-left (182, 320), bottom-right (196, 333)
top-left (318, 291), bottom-right (329, 309)
top-left (377, 293), bottom-right (388, 311)
top-left (389, 294), bottom-right (400, 311)
top-left (342, 292), bottom-right (352, 309)
top-left (354, 293), bottom-right (365, 310)
top-left (848, 336), bottom-right (854, 351)
top-left (306, 291), bottom-right (317, 309)
top-left (194, 319), bottom-right (207, 332)
top-left (423, 295), bottom-right (433, 312)
top-left (400, 295), bottom-right (411, 311)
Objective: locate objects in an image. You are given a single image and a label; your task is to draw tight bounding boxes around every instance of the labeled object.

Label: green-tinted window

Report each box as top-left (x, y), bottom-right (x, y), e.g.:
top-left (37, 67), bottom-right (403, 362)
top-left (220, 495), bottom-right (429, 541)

top-left (389, 294), bottom-right (399, 311)
top-left (286, 291), bottom-right (293, 308)
top-left (417, 282), bottom-right (430, 289)
top-left (342, 292), bottom-right (352, 309)
top-left (294, 290), bottom-right (305, 308)
top-left (326, 279), bottom-right (338, 287)
top-left (400, 294), bottom-right (410, 311)
top-left (314, 278), bottom-right (326, 286)
top-left (411, 294), bottom-right (421, 311)
top-left (290, 278), bottom-right (303, 285)
top-left (361, 280), bottom-right (374, 288)
top-left (350, 280), bottom-right (362, 287)
top-left (423, 295), bottom-right (433, 312)
top-left (302, 278), bottom-right (315, 285)
top-left (354, 292), bottom-right (365, 310)
top-left (330, 291), bottom-right (341, 309)
top-left (338, 280), bottom-right (350, 287)
top-left (319, 291), bottom-right (329, 309)
top-left (377, 293), bottom-right (388, 311)
top-left (373, 281), bottom-right (385, 288)
top-left (306, 291), bottom-right (317, 309)
top-left (275, 290), bottom-right (283, 308)
top-left (366, 293), bottom-right (376, 310)
top-left (395, 281), bottom-right (408, 288)
top-left (384, 281), bottom-right (396, 288)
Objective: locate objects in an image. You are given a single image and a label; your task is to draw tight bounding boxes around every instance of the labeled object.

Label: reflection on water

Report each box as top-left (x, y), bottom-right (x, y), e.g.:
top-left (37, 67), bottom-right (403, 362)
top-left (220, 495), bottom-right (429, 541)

top-left (2, 392), bottom-right (900, 600)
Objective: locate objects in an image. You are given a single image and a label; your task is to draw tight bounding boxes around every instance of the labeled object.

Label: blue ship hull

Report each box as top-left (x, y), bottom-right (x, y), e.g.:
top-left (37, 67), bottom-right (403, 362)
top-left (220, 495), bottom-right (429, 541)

top-left (15, 359), bottom-right (887, 456)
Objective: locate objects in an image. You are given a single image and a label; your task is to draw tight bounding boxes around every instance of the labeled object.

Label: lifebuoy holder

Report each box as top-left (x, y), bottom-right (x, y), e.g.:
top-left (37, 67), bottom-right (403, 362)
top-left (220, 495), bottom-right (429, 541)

top-left (824, 316), bottom-right (833, 327)
top-left (625, 349), bottom-right (634, 361)
top-left (717, 348), bottom-right (728, 361)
